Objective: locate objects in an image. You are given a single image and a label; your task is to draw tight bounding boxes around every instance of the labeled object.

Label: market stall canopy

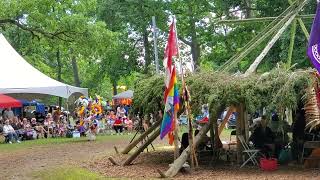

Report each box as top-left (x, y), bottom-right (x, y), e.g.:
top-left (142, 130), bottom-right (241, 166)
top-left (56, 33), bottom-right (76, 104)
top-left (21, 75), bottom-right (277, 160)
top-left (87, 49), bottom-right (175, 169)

top-left (112, 90), bottom-right (134, 99)
top-left (0, 94), bottom-right (22, 108)
top-left (0, 34), bottom-right (88, 99)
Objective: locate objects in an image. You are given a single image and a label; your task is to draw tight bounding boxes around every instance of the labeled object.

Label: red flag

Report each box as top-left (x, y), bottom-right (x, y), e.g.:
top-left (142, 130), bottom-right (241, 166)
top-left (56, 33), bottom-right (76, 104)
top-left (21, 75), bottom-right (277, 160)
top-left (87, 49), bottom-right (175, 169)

top-left (163, 21), bottom-right (179, 92)
top-left (163, 21), bottom-right (178, 73)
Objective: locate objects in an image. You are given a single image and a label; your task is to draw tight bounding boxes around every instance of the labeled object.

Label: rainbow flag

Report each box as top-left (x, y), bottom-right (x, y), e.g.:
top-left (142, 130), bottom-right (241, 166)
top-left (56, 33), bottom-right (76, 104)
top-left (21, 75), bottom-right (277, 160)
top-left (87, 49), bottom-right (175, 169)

top-left (160, 67), bottom-right (179, 141)
top-left (160, 20), bottom-right (180, 144)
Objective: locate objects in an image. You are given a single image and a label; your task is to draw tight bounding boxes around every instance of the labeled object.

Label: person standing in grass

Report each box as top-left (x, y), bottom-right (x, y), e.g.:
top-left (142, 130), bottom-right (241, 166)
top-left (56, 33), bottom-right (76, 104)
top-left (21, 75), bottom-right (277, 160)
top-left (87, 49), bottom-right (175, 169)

top-left (3, 119), bottom-right (20, 144)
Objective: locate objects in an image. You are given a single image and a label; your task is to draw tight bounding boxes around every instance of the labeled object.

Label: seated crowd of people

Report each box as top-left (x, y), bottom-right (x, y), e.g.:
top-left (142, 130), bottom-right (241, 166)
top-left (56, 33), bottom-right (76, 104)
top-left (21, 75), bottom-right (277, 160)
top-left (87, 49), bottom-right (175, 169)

top-left (0, 105), bottom-right (141, 144)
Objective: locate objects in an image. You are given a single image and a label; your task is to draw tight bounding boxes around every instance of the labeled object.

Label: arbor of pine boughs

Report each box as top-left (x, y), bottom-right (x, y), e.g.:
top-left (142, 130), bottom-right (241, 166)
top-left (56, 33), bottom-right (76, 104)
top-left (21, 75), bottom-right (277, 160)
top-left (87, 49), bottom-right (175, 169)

top-left (133, 68), bottom-right (314, 117)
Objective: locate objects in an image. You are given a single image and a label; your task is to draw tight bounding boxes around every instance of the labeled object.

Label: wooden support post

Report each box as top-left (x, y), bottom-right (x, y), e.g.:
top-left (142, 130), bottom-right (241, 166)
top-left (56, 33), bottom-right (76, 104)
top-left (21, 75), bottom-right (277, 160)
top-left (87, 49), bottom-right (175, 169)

top-left (121, 119), bottom-right (161, 154)
top-left (123, 128), bottom-right (161, 166)
top-left (174, 112), bottom-right (179, 160)
top-left (218, 106), bottom-right (235, 136)
top-left (243, 4), bottom-right (304, 77)
top-left (287, 19), bottom-right (297, 69)
top-left (244, 108), bottom-right (249, 142)
top-left (210, 108), bottom-right (215, 152)
top-left (163, 106), bottom-right (221, 178)
top-left (236, 104), bottom-right (245, 164)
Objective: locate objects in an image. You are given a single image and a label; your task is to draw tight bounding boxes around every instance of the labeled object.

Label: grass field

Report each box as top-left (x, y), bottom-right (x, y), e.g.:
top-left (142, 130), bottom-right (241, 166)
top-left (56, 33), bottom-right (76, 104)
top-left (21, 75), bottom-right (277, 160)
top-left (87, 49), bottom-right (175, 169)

top-left (0, 134), bottom-right (133, 152)
top-left (32, 167), bottom-right (108, 180)
top-left (0, 126), bottom-right (234, 153)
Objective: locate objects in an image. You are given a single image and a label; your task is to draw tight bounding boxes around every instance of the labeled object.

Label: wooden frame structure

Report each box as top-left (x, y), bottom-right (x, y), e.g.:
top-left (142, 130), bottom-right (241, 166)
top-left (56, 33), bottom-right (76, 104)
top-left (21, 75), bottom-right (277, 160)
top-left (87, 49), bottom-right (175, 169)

top-left (110, 0), bottom-right (313, 178)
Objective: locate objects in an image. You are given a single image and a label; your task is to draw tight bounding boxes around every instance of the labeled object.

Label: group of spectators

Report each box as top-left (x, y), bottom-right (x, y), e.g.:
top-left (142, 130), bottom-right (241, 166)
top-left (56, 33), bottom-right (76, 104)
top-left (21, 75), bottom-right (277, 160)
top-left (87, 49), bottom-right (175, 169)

top-left (0, 104), bottom-right (154, 144)
top-left (0, 107), bottom-right (69, 143)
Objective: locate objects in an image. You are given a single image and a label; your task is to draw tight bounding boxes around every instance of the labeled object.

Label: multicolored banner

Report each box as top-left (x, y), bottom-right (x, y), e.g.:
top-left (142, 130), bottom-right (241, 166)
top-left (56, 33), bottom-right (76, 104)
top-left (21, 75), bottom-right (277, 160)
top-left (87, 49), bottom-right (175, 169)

top-left (160, 20), bottom-right (180, 144)
top-left (307, 2), bottom-right (320, 72)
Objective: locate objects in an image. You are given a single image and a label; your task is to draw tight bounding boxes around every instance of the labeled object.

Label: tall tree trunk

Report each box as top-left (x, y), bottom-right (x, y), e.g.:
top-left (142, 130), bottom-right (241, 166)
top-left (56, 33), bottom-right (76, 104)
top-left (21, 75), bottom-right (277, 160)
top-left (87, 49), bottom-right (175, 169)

top-left (244, 0), bottom-right (252, 18)
top-left (188, 3), bottom-right (200, 71)
top-left (112, 80), bottom-right (118, 95)
top-left (143, 29), bottom-right (151, 73)
top-left (56, 49), bottom-right (62, 107)
top-left (71, 53), bottom-right (81, 87)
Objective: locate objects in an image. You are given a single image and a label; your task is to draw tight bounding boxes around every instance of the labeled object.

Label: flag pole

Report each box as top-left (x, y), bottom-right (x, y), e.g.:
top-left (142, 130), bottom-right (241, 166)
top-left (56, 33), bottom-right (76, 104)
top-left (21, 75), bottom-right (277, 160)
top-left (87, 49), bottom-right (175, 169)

top-left (173, 15), bottom-right (197, 168)
top-left (172, 16), bottom-right (180, 160)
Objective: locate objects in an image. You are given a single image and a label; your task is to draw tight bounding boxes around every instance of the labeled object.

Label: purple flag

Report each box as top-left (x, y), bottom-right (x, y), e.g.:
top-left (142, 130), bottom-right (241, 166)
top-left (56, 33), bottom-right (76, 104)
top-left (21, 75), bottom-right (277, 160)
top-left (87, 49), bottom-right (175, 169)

top-left (307, 2), bottom-right (320, 72)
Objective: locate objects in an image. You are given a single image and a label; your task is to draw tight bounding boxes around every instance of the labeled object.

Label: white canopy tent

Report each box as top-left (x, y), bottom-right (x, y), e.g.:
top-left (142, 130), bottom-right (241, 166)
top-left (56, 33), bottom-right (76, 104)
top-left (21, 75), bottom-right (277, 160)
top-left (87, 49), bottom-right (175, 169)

top-left (0, 34), bottom-right (88, 99)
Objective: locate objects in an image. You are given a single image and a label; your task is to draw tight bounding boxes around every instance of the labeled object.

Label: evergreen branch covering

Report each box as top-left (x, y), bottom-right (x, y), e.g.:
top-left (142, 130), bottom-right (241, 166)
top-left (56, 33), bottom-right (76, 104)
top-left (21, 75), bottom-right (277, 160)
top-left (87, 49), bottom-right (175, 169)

top-left (133, 68), bottom-right (314, 117)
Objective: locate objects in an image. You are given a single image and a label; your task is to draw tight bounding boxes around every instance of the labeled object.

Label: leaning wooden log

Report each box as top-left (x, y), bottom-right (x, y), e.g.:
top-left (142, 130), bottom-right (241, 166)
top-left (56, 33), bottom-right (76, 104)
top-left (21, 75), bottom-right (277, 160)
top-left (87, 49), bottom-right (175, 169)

top-left (243, 1), bottom-right (306, 77)
top-left (218, 106), bottom-right (235, 136)
top-left (121, 119), bottom-right (161, 154)
top-left (288, 0), bottom-right (310, 40)
top-left (163, 120), bottom-right (211, 177)
top-left (108, 156), bottom-right (120, 166)
top-left (218, 0), bottom-right (298, 72)
top-left (122, 127), bottom-right (161, 166)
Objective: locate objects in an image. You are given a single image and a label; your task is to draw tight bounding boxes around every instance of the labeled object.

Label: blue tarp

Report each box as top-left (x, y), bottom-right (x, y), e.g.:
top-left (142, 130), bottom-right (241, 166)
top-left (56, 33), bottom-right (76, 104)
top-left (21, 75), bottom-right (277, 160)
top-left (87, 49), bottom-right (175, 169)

top-left (13, 99), bottom-right (45, 116)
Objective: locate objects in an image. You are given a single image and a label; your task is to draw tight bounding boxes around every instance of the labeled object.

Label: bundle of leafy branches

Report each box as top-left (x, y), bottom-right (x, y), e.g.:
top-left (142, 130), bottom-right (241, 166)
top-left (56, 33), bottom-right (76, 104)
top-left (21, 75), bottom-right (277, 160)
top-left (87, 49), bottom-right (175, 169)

top-left (133, 68), bottom-right (314, 117)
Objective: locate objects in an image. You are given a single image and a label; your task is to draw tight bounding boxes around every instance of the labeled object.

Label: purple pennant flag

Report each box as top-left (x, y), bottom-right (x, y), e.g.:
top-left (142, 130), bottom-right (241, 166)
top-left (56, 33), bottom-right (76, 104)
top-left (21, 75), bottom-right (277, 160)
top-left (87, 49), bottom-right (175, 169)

top-left (308, 2), bottom-right (320, 72)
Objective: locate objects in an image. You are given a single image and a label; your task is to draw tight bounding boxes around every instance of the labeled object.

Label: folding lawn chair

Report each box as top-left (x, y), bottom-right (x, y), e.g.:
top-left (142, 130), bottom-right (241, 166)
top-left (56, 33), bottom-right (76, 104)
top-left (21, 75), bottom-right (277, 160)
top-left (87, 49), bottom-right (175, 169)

top-left (238, 135), bottom-right (260, 168)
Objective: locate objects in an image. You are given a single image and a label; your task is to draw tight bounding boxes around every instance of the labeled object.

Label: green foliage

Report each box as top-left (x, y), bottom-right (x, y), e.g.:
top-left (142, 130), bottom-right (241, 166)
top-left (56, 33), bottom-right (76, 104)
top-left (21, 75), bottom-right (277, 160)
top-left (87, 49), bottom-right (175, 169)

top-left (133, 68), bottom-right (313, 116)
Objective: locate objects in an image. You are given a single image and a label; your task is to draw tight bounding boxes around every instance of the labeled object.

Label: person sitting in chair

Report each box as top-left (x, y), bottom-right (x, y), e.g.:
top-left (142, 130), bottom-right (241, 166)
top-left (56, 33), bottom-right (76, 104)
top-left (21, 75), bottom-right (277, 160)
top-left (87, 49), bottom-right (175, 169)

top-left (3, 119), bottom-right (20, 144)
top-left (249, 115), bottom-right (275, 157)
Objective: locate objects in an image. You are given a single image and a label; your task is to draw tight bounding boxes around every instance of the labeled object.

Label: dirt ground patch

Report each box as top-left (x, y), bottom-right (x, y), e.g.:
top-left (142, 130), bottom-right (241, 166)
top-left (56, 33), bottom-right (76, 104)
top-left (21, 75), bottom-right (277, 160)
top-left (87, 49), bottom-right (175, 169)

top-left (87, 151), bottom-right (320, 180)
top-left (0, 137), bottom-right (131, 180)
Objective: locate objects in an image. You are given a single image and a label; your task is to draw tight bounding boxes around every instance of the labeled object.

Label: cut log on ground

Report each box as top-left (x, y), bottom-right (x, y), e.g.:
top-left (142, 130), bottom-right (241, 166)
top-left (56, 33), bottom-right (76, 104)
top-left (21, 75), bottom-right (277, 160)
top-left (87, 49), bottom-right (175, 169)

top-left (114, 146), bottom-right (119, 154)
top-left (122, 128), bottom-right (161, 166)
top-left (121, 119), bottom-right (161, 154)
top-left (108, 156), bottom-right (120, 166)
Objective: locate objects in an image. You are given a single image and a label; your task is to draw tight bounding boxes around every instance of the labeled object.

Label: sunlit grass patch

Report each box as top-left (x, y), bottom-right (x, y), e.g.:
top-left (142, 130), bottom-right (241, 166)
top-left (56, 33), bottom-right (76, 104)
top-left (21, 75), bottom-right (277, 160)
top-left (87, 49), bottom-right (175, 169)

top-left (32, 166), bottom-right (108, 180)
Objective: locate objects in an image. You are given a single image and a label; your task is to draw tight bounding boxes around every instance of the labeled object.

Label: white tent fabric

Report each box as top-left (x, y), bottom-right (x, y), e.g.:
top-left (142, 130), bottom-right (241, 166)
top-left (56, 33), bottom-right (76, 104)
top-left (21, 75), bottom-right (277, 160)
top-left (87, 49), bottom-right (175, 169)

top-left (0, 34), bottom-right (88, 98)
top-left (112, 90), bottom-right (133, 99)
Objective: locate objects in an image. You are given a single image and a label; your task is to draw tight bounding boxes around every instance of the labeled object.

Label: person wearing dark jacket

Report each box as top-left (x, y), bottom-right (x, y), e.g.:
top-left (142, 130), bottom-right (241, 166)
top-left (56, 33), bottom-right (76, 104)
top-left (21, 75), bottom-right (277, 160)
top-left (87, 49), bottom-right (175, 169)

top-left (249, 116), bottom-right (275, 157)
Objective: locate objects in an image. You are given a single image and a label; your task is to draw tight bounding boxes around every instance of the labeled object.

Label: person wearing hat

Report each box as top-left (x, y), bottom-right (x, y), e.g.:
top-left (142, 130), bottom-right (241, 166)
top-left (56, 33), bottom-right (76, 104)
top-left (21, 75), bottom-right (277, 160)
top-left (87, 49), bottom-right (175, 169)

top-left (3, 119), bottom-right (20, 143)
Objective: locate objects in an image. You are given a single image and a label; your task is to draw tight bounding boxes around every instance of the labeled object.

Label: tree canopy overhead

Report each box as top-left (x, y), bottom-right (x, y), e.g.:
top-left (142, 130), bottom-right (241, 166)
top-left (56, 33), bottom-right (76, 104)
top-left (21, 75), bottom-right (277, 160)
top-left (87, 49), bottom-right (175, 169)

top-left (0, 0), bottom-right (317, 101)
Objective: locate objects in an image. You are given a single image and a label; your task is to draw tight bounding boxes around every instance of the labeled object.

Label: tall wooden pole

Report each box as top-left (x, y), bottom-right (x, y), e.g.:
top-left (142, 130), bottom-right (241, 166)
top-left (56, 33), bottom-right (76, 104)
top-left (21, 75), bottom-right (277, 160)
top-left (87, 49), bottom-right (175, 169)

top-left (218, 0), bottom-right (298, 71)
top-left (174, 15), bottom-right (197, 167)
top-left (288, 0), bottom-right (310, 40)
top-left (244, 2), bottom-right (306, 77)
top-left (287, 19), bottom-right (297, 69)
top-left (173, 16), bottom-right (180, 160)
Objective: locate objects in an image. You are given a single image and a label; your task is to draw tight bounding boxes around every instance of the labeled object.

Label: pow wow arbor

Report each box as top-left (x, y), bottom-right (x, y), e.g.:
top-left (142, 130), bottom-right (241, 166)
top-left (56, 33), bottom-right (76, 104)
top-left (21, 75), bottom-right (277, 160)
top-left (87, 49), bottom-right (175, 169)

top-left (114, 0), bottom-right (320, 177)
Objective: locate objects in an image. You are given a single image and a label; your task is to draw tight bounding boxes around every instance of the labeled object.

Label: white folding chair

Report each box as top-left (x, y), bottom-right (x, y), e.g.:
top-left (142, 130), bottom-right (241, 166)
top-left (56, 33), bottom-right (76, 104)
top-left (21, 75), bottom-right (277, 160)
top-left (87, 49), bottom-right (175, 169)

top-left (238, 135), bottom-right (260, 168)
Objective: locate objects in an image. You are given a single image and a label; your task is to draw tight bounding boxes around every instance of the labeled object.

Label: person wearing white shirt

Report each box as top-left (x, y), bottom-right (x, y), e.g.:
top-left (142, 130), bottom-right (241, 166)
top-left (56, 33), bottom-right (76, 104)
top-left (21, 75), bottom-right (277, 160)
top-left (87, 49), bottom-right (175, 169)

top-left (3, 119), bottom-right (20, 144)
